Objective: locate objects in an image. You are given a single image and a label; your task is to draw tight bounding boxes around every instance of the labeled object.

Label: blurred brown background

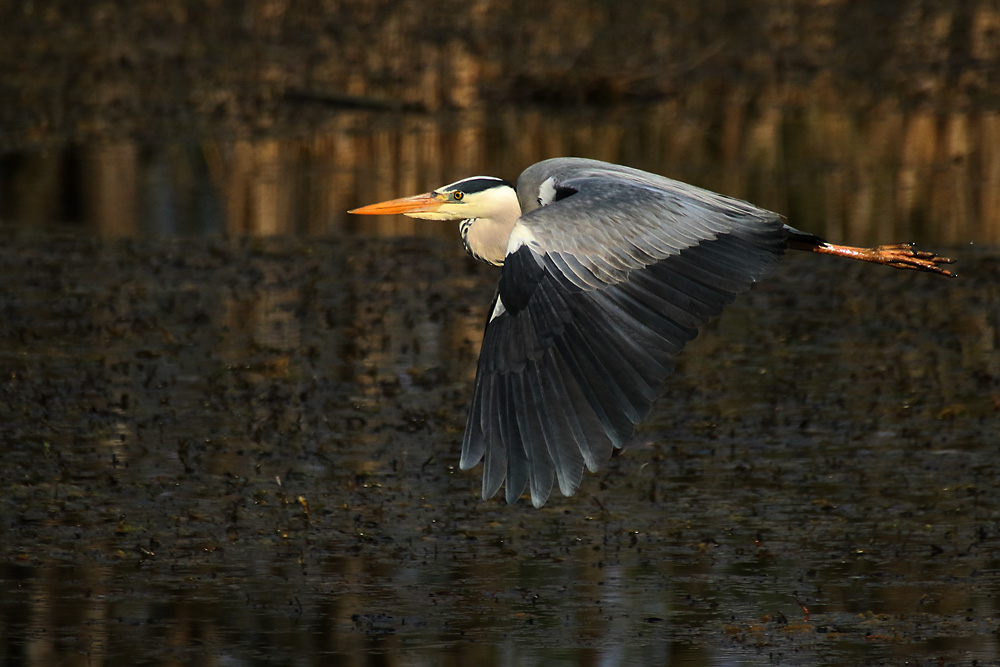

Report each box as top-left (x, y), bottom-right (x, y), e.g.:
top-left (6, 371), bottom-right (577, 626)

top-left (2, 0), bottom-right (999, 243)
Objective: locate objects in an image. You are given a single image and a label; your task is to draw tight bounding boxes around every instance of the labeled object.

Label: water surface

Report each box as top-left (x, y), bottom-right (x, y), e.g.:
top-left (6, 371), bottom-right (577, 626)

top-left (0, 227), bottom-right (996, 665)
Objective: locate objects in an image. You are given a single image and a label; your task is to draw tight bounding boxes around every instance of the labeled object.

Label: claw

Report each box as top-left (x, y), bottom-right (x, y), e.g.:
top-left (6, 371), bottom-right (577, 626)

top-left (871, 244), bottom-right (957, 276)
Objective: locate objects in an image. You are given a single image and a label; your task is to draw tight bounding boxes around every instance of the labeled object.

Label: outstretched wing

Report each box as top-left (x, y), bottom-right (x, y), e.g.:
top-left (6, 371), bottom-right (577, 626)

top-left (460, 158), bottom-right (788, 507)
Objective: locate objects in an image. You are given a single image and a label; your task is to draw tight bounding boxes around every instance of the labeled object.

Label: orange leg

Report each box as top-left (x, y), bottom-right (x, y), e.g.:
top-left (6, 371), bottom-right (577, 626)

top-left (788, 241), bottom-right (956, 277)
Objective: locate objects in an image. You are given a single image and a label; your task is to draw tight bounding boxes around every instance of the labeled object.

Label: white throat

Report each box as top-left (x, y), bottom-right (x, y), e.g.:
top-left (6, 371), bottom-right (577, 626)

top-left (459, 186), bottom-right (521, 265)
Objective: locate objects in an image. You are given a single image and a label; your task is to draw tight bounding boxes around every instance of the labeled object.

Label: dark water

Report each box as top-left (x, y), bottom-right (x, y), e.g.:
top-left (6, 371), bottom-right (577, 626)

top-left (0, 218), bottom-right (997, 665)
top-left (2, 3), bottom-right (1000, 663)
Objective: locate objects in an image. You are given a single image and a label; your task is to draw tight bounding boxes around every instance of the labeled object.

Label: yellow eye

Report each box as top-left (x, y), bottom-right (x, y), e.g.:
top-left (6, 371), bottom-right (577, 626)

top-left (453, 191), bottom-right (464, 201)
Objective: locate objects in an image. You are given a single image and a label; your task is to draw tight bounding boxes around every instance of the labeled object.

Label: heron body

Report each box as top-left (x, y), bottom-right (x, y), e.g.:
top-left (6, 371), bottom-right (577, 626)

top-left (350, 157), bottom-right (954, 507)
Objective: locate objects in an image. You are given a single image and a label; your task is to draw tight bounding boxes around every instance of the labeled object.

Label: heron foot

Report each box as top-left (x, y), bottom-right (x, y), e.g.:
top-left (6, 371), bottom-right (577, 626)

top-left (866, 243), bottom-right (957, 276)
top-left (796, 241), bottom-right (957, 277)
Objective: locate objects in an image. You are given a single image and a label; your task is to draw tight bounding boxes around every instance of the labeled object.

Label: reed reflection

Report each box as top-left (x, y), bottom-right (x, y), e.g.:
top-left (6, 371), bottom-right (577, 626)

top-left (2, 98), bottom-right (997, 245)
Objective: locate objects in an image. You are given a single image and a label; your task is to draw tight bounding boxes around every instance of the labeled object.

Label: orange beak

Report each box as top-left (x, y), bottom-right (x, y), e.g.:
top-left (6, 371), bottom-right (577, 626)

top-left (348, 192), bottom-right (444, 215)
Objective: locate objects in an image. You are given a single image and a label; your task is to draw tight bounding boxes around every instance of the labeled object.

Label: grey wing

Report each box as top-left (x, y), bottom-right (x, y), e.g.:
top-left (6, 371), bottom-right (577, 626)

top-left (460, 159), bottom-right (789, 507)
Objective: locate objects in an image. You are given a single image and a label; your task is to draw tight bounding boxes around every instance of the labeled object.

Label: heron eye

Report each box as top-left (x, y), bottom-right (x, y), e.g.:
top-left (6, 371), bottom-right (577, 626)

top-left (452, 191), bottom-right (464, 201)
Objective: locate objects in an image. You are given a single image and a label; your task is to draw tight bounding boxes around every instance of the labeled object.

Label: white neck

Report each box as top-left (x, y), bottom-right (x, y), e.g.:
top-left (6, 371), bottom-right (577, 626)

top-left (459, 186), bottom-right (521, 265)
top-left (462, 212), bottom-right (518, 265)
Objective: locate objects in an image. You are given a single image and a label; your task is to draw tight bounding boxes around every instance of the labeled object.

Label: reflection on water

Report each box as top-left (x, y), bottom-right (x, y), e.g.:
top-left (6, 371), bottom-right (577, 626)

top-left (2, 99), bottom-right (998, 245)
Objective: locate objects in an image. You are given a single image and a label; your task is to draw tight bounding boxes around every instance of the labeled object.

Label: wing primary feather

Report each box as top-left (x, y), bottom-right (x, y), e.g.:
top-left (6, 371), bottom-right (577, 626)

top-left (478, 354), bottom-right (498, 435)
top-left (590, 287), bottom-right (676, 366)
top-left (626, 269), bottom-right (711, 330)
top-left (660, 251), bottom-right (757, 291)
top-left (551, 349), bottom-right (616, 472)
top-left (480, 375), bottom-right (507, 500)
top-left (499, 372), bottom-right (529, 504)
top-left (556, 298), bottom-right (646, 421)
top-left (460, 372), bottom-right (486, 470)
top-left (527, 283), bottom-right (638, 444)
top-left (608, 281), bottom-right (696, 351)
top-left (553, 318), bottom-right (639, 441)
top-left (521, 357), bottom-right (564, 507)
top-left (597, 284), bottom-right (692, 359)
top-left (522, 370), bottom-right (555, 507)
top-left (645, 261), bottom-right (732, 317)
top-left (533, 352), bottom-right (586, 498)
top-left (511, 369), bottom-right (548, 503)
top-left (543, 348), bottom-right (608, 486)
top-left (566, 294), bottom-right (660, 411)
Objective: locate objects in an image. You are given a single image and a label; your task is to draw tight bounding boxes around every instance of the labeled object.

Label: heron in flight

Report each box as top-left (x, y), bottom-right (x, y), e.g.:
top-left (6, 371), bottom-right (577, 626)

top-left (350, 158), bottom-right (954, 507)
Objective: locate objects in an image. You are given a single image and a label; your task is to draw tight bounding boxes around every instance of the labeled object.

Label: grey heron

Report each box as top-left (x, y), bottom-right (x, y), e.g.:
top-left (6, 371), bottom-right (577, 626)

top-left (350, 157), bottom-right (954, 507)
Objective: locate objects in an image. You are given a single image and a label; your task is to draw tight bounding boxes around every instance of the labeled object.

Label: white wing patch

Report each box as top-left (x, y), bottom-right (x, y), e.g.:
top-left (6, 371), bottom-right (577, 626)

top-left (537, 176), bottom-right (558, 206)
top-left (489, 296), bottom-right (507, 322)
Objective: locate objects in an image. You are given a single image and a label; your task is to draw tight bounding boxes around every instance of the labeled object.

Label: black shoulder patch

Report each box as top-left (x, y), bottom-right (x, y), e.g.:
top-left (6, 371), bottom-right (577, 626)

top-left (554, 185), bottom-right (577, 201)
top-left (499, 245), bottom-right (544, 314)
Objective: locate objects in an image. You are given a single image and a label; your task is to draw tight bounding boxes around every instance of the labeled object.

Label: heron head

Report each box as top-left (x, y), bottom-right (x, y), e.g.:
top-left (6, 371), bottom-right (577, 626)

top-left (349, 176), bottom-right (517, 222)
